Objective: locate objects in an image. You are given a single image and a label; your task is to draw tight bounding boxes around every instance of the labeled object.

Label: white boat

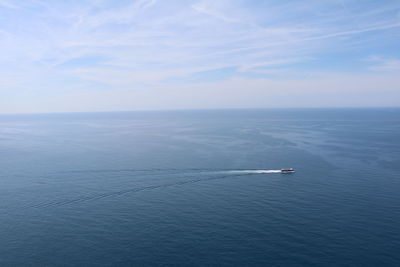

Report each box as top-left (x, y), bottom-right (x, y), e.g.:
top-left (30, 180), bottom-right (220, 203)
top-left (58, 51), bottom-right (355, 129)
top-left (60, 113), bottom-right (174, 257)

top-left (281, 168), bottom-right (295, 173)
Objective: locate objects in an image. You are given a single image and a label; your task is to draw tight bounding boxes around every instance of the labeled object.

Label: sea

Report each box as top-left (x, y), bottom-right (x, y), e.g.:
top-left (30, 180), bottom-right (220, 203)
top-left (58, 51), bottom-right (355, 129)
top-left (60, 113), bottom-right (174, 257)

top-left (0, 108), bottom-right (399, 266)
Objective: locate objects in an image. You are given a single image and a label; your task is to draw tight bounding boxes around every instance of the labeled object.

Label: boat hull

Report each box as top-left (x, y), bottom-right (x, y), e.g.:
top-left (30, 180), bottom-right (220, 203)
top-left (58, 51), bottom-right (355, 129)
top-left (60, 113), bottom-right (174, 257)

top-left (281, 168), bottom-right (295, 174)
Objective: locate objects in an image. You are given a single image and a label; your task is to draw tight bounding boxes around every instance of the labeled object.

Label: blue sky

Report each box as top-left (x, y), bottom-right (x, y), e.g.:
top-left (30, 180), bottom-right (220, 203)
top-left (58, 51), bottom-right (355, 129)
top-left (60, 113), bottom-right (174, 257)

top-left (0, 0), bottom-right (399, 113)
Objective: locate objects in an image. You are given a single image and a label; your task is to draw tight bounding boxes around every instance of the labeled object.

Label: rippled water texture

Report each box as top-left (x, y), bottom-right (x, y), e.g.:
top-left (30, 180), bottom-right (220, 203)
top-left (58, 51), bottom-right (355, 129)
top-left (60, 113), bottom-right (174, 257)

top-left (0, 109), bottom-right (399, 266)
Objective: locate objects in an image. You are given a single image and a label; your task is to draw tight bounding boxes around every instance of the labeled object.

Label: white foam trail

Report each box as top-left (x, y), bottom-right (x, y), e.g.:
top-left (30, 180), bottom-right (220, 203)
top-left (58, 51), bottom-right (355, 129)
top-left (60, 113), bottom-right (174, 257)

top-left (224, 170), bottom-right (282, 174)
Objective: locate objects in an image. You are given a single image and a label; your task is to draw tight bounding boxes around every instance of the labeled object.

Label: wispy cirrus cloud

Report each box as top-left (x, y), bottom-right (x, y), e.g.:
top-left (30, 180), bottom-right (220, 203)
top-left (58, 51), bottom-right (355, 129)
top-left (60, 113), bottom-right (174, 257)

top-left (0, 0), bottom-right (399, 113)
top-left (368, 56), bottom-right (400, 72)
top-left (0, 0), bottom-right (17, 9)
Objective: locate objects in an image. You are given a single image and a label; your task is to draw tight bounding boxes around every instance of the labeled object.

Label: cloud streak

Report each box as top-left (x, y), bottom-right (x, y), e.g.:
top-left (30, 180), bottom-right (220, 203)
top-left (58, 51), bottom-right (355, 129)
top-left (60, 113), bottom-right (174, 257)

top-left (0, 0), bottom-right (399, 113)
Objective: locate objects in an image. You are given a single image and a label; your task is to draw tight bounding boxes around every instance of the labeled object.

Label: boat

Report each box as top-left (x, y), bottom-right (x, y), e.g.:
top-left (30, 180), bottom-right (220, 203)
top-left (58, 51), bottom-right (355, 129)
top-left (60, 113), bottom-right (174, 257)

top-left (281, 168), bottom-right (295, 173)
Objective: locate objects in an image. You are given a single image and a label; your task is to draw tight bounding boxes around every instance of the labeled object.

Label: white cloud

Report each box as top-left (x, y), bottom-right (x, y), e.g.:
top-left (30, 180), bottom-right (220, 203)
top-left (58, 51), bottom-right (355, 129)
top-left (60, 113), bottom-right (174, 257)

top-left (0, 0), bottom-right (17, 9)
top-left (368, 56), bottom-right (400, 72)
top-left (0, 0), bottom-right (399, 113)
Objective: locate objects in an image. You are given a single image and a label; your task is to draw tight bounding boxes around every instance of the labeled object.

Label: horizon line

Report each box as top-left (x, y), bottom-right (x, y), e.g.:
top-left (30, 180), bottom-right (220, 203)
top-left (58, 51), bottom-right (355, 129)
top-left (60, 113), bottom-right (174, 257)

top-left (1, 106), bottom-right (399, 116)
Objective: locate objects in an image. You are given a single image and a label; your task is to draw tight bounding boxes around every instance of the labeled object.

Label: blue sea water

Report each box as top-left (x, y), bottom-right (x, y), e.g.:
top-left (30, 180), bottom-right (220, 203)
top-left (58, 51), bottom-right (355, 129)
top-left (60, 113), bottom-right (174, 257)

top-left (0, 108), bottom-right (399, 266)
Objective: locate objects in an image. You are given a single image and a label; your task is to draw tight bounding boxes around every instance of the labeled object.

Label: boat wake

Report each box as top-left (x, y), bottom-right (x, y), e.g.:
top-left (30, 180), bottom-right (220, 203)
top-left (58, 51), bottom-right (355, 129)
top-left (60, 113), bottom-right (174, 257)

top-left (224, 170), bottom-right (282, 174)
top-left (28, 172), bottom-right (248, 209)
top-left (55, 168), bottom-right (284, 175)
top-left (26, 169), bottom-right (284, 209)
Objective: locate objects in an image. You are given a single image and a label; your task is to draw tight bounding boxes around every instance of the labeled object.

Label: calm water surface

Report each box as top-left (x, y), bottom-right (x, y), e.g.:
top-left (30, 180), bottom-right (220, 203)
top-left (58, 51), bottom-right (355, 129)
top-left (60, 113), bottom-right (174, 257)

top-left (0, 109), bottom-right (399, 266)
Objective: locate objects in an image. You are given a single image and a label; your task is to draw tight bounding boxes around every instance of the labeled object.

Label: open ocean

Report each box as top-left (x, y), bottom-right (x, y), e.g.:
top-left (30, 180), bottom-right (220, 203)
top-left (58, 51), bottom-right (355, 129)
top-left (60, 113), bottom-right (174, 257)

top-left (0, 108), bottom-right (399, 266)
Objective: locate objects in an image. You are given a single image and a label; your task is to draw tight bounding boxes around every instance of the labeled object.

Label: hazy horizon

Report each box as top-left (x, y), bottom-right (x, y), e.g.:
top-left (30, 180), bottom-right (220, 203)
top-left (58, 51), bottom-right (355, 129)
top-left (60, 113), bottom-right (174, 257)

top-left (1, 106), bottom-right (400, 116)
top-left (1, 0), bottom-right (400, 113)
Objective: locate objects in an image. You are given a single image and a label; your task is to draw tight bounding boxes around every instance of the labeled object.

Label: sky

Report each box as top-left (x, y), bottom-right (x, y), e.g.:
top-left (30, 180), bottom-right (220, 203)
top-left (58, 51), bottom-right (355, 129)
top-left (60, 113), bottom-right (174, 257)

top-left (0, 0), bottom-right (400, 113)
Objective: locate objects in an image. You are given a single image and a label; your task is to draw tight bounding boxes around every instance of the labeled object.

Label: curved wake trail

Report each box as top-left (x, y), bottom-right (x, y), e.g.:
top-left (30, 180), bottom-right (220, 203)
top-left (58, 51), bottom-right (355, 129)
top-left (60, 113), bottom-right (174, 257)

top-left (28, 169), bottom-right (281, 209)
top-left (223, 170), bottom-right (282, 174)
top-left (54, 168), bottom-right (282, 175)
